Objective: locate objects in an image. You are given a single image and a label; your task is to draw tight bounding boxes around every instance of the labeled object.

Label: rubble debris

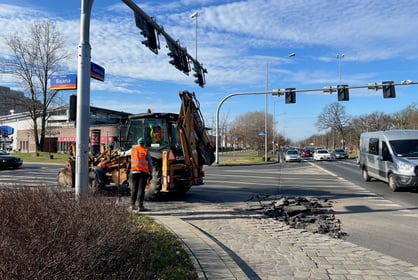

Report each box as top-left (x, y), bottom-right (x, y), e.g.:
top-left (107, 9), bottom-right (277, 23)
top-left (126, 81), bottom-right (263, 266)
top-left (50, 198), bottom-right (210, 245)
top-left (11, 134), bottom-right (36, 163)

top-left (245, 195), bottom-right (347, 239)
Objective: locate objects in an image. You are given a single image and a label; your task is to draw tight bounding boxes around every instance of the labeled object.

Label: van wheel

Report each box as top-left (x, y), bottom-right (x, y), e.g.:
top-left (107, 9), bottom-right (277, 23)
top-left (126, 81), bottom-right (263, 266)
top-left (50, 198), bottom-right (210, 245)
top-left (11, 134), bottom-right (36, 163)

top-left (388, 174), bottom-right (399, 192)
top-left (362, 168), bottom-right (371, 181)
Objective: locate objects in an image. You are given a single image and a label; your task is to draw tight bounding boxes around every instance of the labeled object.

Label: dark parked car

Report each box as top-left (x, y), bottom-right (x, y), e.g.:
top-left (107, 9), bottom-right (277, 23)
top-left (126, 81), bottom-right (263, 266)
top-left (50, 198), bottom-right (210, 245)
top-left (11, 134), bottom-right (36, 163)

top-left (0, 150), bottom-right (23, 169)
top-left (331, 148), bottom-right (348, 159)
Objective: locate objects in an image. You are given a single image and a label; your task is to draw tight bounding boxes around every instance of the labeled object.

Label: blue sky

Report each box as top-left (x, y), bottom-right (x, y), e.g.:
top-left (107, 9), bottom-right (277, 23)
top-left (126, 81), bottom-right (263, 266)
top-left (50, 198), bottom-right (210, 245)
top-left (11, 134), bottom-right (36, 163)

top-left (1, 0), bottom-right (418, 141)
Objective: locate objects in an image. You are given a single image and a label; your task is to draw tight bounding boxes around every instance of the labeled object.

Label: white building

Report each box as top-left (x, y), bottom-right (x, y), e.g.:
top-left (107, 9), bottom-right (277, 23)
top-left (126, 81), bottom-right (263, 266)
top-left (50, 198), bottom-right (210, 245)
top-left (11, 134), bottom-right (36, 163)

top-left (0, 106), bottom-right (130, 153)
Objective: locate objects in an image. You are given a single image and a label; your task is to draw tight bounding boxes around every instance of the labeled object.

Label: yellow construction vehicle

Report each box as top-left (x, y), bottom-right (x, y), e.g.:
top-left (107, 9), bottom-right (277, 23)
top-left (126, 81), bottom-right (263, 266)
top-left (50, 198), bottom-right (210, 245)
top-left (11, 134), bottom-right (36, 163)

top-left (57, 91), bottom-right (215, 200)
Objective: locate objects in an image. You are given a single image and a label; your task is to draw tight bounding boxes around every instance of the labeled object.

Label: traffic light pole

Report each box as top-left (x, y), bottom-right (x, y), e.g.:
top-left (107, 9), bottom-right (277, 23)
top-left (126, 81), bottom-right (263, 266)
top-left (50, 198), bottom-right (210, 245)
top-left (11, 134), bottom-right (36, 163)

top-left (75, 0), bottom-right (94, 200)
top-left (215, 91), bottom-right (277, 164)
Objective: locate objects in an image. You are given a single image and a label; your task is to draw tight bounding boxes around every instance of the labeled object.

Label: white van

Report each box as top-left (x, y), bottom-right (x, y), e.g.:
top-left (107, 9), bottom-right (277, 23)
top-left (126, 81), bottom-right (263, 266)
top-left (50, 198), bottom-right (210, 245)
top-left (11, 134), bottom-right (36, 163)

top-left (359, 130), bottom-right (418, 191)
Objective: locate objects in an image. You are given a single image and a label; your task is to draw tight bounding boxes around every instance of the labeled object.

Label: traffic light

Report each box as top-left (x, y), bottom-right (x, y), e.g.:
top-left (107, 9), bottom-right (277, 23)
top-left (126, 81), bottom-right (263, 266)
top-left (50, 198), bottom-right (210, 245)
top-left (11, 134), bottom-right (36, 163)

top-left (285, 88), bottom-right (296, 104)
top-left (141, 23), bottom-right (159, 54)
top-left (193, 62), bottom-right (206, 87)
top-left (168, 49), bottom-right (181, 70)
top-left (167, 41), bottom-right (185, 74)
top-left (337, 84), bottom-right (349, 101)
top-left (180, 51), bottom-right (190, 75)
top-left (193, 71), bottom-right (204, 87)
top-left (69, 94), bottom-right (77, 121)
top-left (134, 12), bottom-right (159, 54)
top-left (382, 81), bottom-right (396, 98)
top-left (167, 41), bottom-right (190, 75)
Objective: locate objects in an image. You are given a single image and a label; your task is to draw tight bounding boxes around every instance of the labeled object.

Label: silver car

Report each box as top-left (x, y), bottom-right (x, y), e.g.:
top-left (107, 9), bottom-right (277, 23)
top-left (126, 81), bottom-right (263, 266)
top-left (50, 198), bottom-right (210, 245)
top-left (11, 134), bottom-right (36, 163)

top-left (331, 149), bottom-right (348, 159)
top-left (284, 149), bottom-right (301, 162)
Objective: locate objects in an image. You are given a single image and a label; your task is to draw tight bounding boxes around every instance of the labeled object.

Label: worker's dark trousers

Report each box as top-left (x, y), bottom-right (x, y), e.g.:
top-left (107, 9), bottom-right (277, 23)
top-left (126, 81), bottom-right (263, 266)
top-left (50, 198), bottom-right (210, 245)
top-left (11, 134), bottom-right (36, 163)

top-left (130, 172), bottom-right (148, 207)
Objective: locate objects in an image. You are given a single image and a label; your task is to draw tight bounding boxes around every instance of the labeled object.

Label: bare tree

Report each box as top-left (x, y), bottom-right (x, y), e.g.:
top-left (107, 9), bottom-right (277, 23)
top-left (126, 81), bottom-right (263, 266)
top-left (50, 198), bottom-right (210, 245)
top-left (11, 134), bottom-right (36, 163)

top-left (4, 20), bottom-right (70, 152)
top-left (230, 111), bottom-right (274, 151)
top-left (316, 102), bottom-right (351, 149)
top-left (351, 112), bottom-right (393, 132)
top-left (394, 104), bottom-right (418, 129)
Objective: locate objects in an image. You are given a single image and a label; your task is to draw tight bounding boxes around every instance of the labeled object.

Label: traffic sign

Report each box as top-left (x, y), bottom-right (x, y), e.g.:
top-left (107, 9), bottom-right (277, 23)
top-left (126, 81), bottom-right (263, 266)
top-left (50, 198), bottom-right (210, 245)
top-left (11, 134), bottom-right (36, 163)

top-left (90, 62), bottom-right (105, 82)
top-left (50, 74), bottom-right (77, 90)
top-left (0, 125), bottom-right (14, 136)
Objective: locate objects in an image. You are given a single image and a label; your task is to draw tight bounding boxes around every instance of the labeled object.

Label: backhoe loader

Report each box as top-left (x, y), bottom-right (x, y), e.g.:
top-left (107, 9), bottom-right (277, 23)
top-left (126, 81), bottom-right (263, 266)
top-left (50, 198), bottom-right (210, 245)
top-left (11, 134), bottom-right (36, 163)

top-left (57, 91), bottom-right (215, 200)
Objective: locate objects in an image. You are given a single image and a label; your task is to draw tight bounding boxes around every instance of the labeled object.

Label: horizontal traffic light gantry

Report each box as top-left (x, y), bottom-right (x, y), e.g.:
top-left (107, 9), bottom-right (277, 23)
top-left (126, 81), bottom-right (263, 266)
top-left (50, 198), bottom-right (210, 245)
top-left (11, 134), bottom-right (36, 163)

top-left (271, 80), bottom-right (416, 104)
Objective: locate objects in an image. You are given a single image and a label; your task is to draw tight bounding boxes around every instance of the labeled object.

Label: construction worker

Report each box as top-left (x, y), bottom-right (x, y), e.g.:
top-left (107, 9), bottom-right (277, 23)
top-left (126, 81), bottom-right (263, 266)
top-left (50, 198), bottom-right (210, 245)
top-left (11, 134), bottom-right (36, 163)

top-left (129, 137), bottom-right (153, 212)
top-left (150, 124), bottom-right (164, 144)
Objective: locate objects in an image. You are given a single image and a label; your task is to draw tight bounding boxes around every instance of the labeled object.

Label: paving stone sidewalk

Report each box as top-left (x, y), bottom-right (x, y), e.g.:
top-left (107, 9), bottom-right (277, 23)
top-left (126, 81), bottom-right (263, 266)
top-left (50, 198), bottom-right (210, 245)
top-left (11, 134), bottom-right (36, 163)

top-left (146, 202), bottom-right (418, 280)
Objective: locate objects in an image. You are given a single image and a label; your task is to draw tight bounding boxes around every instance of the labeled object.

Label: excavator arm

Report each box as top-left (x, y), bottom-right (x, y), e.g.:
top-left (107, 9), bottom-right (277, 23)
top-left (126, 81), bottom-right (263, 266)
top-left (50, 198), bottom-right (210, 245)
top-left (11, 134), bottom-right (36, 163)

top-left (177, 91), bottom-right (215, 183)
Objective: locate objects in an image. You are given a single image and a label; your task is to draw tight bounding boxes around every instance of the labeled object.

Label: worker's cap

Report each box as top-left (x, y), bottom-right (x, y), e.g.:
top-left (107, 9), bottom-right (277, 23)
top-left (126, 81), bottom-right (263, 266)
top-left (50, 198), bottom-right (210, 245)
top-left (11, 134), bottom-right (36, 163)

top-left (137, 137), bottom-right (144, 144)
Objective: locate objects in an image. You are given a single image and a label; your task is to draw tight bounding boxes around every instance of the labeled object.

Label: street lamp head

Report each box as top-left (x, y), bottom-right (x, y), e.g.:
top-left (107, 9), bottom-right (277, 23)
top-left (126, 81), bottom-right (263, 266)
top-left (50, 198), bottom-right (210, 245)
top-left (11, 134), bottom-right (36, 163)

top-left (288, 53), bottom-right (296, 57)
top-left (190, 11), bottom-right (198, 18)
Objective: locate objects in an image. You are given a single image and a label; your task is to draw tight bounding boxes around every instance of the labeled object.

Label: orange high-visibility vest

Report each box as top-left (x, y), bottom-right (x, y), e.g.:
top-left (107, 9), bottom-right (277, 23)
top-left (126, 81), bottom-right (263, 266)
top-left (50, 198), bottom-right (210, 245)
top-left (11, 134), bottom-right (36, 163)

top-left (131, 145), bottom-right (149, 173)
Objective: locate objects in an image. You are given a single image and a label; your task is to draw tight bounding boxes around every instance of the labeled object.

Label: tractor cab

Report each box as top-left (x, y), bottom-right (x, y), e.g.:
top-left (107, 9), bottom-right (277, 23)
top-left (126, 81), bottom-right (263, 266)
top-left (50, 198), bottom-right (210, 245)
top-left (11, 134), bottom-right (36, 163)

top-left (125, 112), bottom-right (181, 152)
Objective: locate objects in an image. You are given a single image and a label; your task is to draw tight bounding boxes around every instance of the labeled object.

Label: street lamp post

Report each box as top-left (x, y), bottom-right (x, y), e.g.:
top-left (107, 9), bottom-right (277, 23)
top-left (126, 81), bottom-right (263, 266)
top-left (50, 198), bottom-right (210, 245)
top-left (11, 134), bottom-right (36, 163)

top-left (265, 52), bottom-right (295, 162)
top-left (190, 11), bottom-right (198, 60)
top-left (273, 101), bottom-right (278, 160)
top-left (336, 52), bottom-right (344, 84)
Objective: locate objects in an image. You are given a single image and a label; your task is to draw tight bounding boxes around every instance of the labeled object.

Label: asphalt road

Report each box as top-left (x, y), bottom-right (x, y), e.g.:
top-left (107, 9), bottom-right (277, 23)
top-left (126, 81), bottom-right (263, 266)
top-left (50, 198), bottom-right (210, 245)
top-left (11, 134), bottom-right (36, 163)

top-left (311, 159), bottom-right (418, 266)
top-left (0, 162), bottom-right (62, 188)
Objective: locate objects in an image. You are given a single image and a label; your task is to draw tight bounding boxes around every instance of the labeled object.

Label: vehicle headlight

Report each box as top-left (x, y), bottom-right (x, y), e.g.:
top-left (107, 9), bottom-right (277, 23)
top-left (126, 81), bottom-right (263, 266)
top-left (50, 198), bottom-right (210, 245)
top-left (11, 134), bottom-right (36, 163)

top-left (395, 159), bottom-right (413, 171)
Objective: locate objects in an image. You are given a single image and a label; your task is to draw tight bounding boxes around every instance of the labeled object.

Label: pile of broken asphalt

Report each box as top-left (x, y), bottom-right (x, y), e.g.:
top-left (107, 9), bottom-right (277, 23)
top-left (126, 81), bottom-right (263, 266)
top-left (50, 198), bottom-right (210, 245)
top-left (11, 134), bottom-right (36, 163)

top-left (246, 195), bottom-right (347, 239)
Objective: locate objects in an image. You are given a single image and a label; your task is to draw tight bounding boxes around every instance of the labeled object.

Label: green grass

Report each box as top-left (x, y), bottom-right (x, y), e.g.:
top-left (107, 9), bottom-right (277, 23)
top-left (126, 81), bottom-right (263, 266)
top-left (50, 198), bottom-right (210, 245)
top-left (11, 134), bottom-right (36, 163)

top-left (217, 149), bottom-right (276, 165)
top-left (12, 151), bottom-right (70, 164)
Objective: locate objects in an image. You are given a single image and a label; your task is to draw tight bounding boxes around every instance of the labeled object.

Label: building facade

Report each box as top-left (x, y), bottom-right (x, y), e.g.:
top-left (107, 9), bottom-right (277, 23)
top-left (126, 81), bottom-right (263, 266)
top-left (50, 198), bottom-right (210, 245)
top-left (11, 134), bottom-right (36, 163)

top-left (0, 105), bottom-right (130, 154)
top-left (0, 85), bottom-right (27, 116)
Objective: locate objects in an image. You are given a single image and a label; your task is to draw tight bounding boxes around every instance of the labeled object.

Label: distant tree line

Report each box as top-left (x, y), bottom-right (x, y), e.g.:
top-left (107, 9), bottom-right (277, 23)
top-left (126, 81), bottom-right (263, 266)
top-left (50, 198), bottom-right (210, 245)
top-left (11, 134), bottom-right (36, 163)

top-left (301, 102), bottom-right (418, 152)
